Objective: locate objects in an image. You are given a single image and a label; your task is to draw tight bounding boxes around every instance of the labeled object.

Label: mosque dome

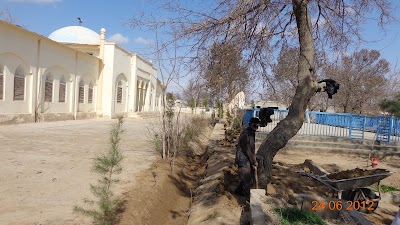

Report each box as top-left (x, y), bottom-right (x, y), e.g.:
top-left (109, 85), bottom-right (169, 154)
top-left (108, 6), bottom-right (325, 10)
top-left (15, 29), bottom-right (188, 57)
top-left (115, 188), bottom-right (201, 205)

top-left (48, 26), bottom-right (100, 45)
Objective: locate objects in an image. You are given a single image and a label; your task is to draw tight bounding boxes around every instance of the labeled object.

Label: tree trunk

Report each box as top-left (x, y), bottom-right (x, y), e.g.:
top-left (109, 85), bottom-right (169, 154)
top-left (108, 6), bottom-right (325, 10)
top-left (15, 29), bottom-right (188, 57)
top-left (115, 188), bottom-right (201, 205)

top-left (161, 89), bottom-right (167, 159)
top-left (256, 0), bottom-right (318, 186)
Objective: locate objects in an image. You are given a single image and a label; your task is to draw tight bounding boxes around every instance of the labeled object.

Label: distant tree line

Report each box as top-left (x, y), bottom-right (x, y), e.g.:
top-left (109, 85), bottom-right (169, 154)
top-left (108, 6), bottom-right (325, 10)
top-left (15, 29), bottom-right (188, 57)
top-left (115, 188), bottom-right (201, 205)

top-left (180, 41), bottom-right (251, 111)
top-left (263, 46), bottom-right (399, 116)
top-left (179, 44), bottom-right (400, 117)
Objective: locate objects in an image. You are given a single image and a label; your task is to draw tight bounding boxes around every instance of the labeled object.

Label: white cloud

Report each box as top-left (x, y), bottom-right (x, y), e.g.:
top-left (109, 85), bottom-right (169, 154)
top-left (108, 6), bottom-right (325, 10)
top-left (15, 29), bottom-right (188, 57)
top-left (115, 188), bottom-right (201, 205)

top-left (107, 33), bottom-right (129, 45)
top-left (134, 37), bottom-right (152, 45)
top-left (7, 0), bottom-right (61, 3)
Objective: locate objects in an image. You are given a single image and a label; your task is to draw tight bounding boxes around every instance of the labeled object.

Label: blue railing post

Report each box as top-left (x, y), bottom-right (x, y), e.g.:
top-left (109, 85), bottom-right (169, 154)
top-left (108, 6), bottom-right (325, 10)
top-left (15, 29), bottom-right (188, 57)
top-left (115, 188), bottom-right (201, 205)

top-left (388, 116), bottom-right (393, 142)
top-left (376, 117), bottom-right (381, 141)
top-left (349, 115), bottom-right (353, 139)
top-left (376, 116), bottom-right (392, 143)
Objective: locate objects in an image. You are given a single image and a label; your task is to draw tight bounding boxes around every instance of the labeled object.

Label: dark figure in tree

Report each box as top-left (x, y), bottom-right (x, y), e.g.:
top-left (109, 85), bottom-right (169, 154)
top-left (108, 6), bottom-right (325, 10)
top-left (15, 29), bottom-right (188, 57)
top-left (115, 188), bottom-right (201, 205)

top-left (234, 117), bottom-right (260, 197)
top-left (259, 107), bottom-right (275, 127)
top-left (318, 79), bottom-right (340, 99)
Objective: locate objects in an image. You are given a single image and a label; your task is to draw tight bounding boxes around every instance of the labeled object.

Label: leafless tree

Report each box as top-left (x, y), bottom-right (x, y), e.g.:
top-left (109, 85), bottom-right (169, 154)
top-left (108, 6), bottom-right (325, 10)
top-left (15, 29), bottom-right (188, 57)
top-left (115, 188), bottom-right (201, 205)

top-left (383, 64), bottom-right (400, 99)
top-left (202, 41), bottom-right (250, 104)
top-left (181, 76), bottom-right (208, 109)
top-left (0, 9), bottom-right (18, 24)
top-left (268, 44), bottom-right (331, 111)
top-left (324, 49), bottom-right (390, 115)
top-left (129, 0), bottom-right (396, 185)
top-left (268, 44), bottom-right (299, 107)
top-left (153, 27), bottom-right (184, 159)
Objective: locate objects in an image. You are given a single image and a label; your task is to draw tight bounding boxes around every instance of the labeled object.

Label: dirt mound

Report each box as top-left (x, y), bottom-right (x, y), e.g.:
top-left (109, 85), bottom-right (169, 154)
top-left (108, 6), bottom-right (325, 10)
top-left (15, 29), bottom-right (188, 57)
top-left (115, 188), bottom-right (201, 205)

top-left (215, 127), bottom-right (241, 147)
top-left (289, 162), bottom-right (312, 173)
top-left (328, 168), bottom-right (390, 180)
top-left (266, 163), bottom-right (331, 203)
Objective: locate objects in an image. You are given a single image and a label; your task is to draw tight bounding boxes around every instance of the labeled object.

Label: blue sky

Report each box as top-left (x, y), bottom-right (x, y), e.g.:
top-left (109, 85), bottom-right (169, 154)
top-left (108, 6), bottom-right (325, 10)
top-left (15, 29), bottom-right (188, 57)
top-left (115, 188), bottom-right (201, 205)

top-left (0, 0), bottom-right (153, 54)
top-left (1, 0), bottom-right (400, 93)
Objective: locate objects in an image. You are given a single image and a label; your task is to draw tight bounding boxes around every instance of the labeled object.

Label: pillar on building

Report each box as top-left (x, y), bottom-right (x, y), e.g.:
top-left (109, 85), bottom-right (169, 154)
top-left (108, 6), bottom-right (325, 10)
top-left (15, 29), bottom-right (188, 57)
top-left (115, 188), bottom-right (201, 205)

top-left (128, 59), bottom-right (137, 116)
top-left (125, 82), bottom-right (129, 113)
top-left (151, 85), bottom-right (156, 112)
top-left (136, 80), bottom-right (142, 112)
top-left (143, 82), bottom-right (149, 111)
top-left (140, 81), bottom-right (145, 112)
top-left (73, 75), bottom-right (80, 118)
top-left (31, 39), bottom-right (41, 120)
top-left (158, 96), bottom-right (162, 112)
top-left (96, 28), bottom-right (106, 116)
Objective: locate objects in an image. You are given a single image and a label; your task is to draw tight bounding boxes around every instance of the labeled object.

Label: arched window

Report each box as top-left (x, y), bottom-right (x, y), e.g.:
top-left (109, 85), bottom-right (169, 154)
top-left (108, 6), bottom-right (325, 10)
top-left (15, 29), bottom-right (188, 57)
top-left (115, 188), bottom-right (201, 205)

top-left (59, 76), bottom-right (66, 103)
top-left (0, 65), bottom-right (4, 100)
top-left (88, 82), bottom-right (93, 104)
top-left (44, 74), bottom-right (53, 102)
top-left (78, 80), bottom-right (84, 103)
top-left (117, 81), bottom-right (123, 103)
top-left (14, 66), bottom-right (25, 101)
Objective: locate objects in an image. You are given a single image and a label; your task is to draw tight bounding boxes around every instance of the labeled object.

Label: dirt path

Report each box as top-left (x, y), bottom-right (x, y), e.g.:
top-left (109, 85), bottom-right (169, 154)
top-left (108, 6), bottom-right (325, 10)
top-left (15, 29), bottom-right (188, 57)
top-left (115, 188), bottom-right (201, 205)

top-left (118, 125), bottom-right (213, 225)
top-left (0, 118), bottom-right (157, 225)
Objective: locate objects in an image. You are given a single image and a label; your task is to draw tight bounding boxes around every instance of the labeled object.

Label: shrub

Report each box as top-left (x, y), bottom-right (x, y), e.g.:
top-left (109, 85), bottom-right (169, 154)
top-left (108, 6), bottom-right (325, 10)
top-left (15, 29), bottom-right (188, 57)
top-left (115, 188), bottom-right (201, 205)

top-left (226, 111), bottom-right (232, 125)
top-left (151, 133), bottom-right (163, 155)
top-left (370, 184), bottom-right (400, 193)
top-left (74, 117), bottom-right (125, 225)
top-left (274, 207), bottom-right (327, 225)
top-left (231, 117), bottom-right (242, 132)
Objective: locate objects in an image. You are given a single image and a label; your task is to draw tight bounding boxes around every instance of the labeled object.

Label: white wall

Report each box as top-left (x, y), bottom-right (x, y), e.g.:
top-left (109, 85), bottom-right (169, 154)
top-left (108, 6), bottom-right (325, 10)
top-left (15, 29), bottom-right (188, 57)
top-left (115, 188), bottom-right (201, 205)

top-left (0, 22), bottom-right (38, 114)
top-left (41, 66), bottom-right (71, 113)
top-left (111, 46), bottom-right (131, 116)
top-left (0, 20), bottom-right (163, 124)
top-left (102, 44), bottom-right (157, 116)
top-left (134, 54), bottom-right (158, 112)
top-left (0, 21), bottom-right (100, 117)
top-left (0, 52), bottom-right (32, 113)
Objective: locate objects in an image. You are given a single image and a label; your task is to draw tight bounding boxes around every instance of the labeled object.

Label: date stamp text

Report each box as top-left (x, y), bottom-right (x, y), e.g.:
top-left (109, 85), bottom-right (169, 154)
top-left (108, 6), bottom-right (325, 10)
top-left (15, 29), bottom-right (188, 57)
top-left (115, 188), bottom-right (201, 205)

top-left (311, 200), bottom-right (375, 211)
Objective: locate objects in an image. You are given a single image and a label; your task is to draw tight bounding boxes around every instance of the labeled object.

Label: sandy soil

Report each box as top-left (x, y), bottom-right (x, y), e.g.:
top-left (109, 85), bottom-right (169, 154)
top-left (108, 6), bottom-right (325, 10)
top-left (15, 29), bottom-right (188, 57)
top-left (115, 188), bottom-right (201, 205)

top-left (1, 119), bottom-right (398, 225)
top-left (118, 124), bottom-right (213, 225)
top-left (120, 124), bottom-right (399, 225)
top-left (0, 118), bottom-right (158, 225)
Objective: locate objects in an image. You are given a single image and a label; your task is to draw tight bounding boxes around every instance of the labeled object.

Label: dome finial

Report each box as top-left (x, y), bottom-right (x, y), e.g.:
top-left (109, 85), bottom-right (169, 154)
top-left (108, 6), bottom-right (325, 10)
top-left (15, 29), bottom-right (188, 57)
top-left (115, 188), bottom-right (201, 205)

top-left (77, 17), bottom-right (83, 26)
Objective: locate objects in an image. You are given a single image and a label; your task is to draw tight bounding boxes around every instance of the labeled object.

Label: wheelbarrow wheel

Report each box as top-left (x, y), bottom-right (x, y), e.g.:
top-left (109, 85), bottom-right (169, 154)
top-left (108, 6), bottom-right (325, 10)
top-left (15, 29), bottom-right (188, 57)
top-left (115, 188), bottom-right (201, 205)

top-left (354, 188), bottom-right (379, 213)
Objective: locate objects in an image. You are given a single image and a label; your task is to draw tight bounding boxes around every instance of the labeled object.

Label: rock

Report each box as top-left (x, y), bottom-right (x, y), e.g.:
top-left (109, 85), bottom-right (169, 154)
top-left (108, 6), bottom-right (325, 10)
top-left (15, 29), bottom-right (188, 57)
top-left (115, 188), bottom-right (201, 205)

top-left (266, 183), bottom-right (277, 197)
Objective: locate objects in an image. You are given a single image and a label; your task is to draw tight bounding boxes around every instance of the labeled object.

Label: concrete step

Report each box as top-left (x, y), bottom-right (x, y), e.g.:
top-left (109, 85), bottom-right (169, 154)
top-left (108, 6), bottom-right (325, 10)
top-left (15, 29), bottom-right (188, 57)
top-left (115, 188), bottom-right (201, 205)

top-left (256, 132), bottom-right (400, 159)
top-left (136, 112), bottom-right (161, 119)
top-left (257, 133), bottom-right (400, 150)
top-left (257, 133), bottom-right (370, 144)
top-left (282, 145), bottom-right (400, 159)
top-left (127, 112), bottom-right (139, 118)
top-left (285, 140), bottom-right (400, 152)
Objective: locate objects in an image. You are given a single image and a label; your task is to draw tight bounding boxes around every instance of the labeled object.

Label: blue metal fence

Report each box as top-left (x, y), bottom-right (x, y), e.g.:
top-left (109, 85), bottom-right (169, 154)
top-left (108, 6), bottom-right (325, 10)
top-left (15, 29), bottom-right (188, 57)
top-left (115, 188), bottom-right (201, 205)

top-left (253, 109), bottom-right (400, 143)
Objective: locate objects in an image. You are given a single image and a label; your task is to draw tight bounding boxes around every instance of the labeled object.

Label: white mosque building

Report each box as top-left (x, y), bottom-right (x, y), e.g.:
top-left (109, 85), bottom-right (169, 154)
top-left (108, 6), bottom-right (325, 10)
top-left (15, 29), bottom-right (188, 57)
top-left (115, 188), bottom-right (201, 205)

top-left (0, 20), bottom-right (163, 125)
